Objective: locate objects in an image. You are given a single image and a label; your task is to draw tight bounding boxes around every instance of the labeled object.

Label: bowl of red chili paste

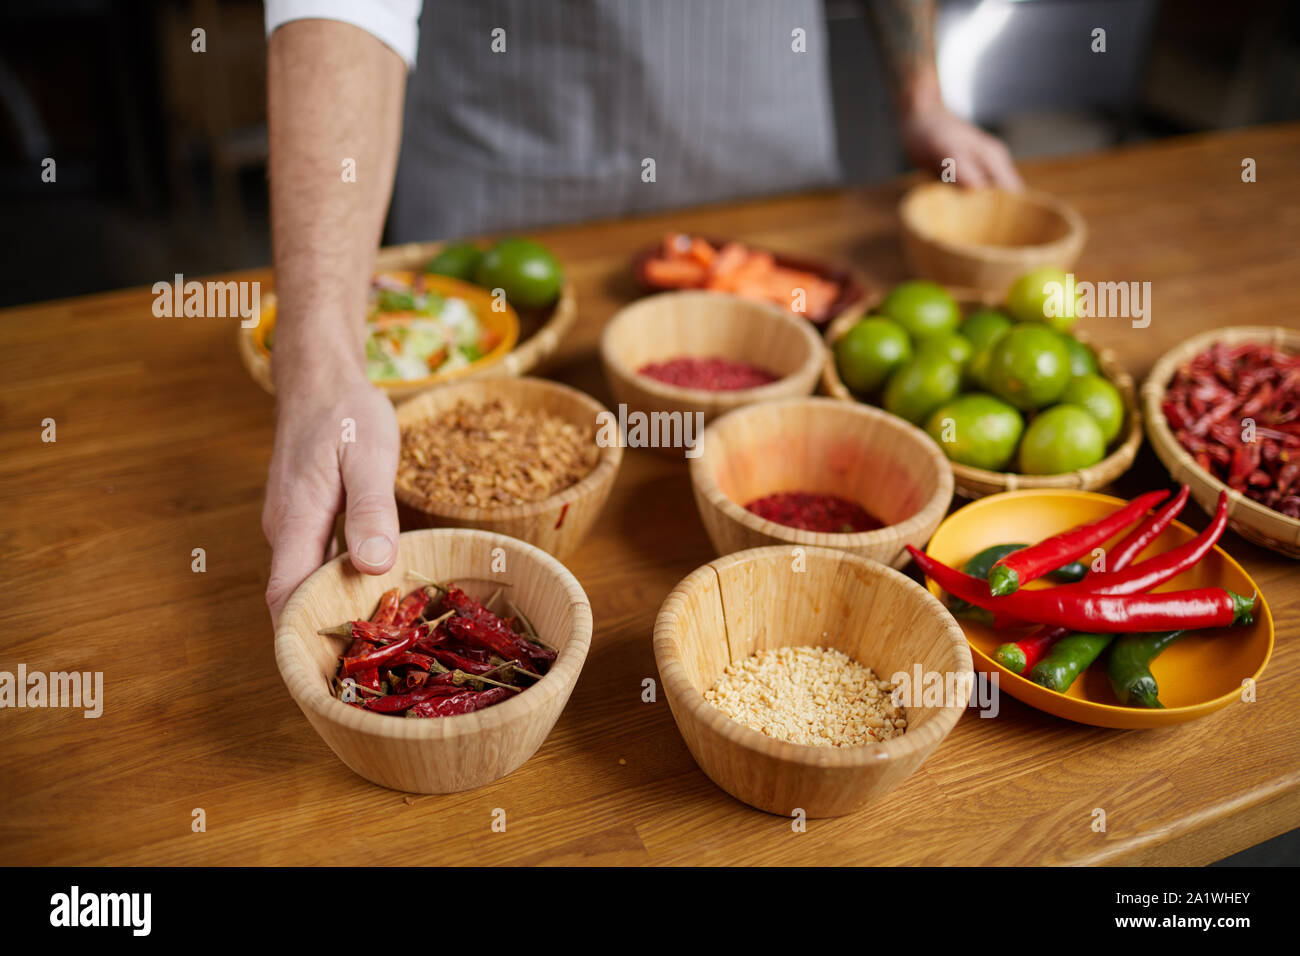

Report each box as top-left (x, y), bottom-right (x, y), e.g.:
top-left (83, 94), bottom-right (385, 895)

top-left (689, 397), bottom-right (954, 567)
top-left (600, 291), bottom-right (825, 458)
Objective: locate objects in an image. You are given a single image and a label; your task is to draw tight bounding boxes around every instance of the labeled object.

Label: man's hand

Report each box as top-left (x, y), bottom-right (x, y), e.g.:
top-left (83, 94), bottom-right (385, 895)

top-left (263, 20), bottom-right (407, 624)
top-left (900, 100), bottom-right (1022, 190)
top-left (871, 0), bottom-right (1022, 191)
top-left (263, 374), bottom-right (400, 623)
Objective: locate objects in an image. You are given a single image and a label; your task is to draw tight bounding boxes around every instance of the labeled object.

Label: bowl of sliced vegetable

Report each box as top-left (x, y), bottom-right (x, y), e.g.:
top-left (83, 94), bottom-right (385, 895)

top-left (916, 488), bottom-right (1273, 728)
top-left (275, 528), bottom-right (592, 793)
top-left (239, 235), bottom-right (577, 402)
top-left (241, 272), bottom-right (519, 401)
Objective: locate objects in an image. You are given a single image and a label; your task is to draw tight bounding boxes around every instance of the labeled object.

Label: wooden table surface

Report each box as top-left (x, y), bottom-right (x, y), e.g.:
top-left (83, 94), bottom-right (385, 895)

top-left (3, 125), bottom-right (1298, 866)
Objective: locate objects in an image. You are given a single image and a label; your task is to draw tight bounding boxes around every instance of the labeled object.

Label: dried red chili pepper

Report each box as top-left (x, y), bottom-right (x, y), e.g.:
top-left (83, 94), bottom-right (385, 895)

top-left (406, 687), bottom-right (512, 718)
top-left (362, 682), bottom-right (463, 714)
top-left (391, 587), bottom-right (432, 627)
top-left (340, 625), bottom-right (427, 676)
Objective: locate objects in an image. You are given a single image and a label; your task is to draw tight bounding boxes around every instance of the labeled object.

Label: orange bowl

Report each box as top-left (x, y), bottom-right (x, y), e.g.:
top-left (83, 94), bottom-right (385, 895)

top-left (240, 273), bottom-right (519, 402)
top-left (923, 489), bottom-right (1273, 728)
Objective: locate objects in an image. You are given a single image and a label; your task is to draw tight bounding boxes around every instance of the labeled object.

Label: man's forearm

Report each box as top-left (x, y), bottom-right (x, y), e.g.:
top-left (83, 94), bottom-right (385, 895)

top-left (267, 19), bottom-right (407, 396)
top-left (868, 0), bottom-right (942, 112)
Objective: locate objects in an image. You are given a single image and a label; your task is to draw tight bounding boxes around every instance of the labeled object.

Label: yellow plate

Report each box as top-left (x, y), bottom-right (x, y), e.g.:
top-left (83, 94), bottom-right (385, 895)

top-left (924, 489), bottom-right (1274, 729)
top-left (240, 273), bottom-right (519, 402)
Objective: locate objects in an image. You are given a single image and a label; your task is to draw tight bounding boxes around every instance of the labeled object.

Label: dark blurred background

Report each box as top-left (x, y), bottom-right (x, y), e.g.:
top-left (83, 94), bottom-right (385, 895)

top-left (2, 0), bottom-right (1298, 309)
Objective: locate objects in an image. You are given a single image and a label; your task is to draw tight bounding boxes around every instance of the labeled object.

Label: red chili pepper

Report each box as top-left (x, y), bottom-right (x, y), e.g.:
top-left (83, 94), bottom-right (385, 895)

top-left (362, 682), bottom-right (462, 714)
top-left (342, 639), bottom-right (382, 692)
top-left (371, 587), bottom-right (401, 626)
top-left (429, 648), bottom-right (500, 675)
top-left (1093, 484), bottom-right (1190, 574)
top-left (446, 615), bottom-right (532, 669)
top-left (994, 489), bottom-right (1224, 673)
top-left (349, 587), bottom-right (402, 688)
top-left (987, 490), bottom-right (1169, 595)
top-left (340, 625), bottom-right (426, 676)
top-left (406, 687), bottom-right (512, 718)
top-left (391, 587), bottom-right (432, 627)
top-left (910, 545), bottom-right (1255, 633)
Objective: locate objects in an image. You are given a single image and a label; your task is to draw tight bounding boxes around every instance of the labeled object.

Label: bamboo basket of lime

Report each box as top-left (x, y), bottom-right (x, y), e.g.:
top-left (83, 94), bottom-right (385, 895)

top-left (822, 270), bottom-right (1142, 499)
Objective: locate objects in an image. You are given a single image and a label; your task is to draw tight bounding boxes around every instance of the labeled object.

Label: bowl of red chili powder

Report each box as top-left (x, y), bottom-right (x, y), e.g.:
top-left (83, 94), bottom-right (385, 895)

top-left (600, 291), bottom-right (825, 458)
top-left (689, 397), bottom-right (954, 567)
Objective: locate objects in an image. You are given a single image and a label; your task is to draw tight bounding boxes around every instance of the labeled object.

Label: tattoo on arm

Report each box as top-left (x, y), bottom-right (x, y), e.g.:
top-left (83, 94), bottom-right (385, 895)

top-left (868, 0), bottom-right (938, 98)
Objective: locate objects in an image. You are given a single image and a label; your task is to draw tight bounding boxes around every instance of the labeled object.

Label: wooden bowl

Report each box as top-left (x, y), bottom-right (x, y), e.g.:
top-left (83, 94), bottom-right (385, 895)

top-left (689, 397), bottom-right (953, 568)
top-left (600, 291), bottom-right (825, 459)
top-left (925, 490), bottom-right (1274, 728)
top-left (822, 288), bottom-right (1142, 498)
top-left (899, 182), bottom-right (1085, 296)
top-left (654, 545), bottom-right (972, 817)
top-left (275, 528), bottom-right (593, 793)
top-left (1143, 325), bottom-right (1300, 557)
top-left (238, 239), bottom-right (577, 401)
top-left (631, 236), bottom-right (873, 326)
top-left (394, 377), bottom-right (622, 560)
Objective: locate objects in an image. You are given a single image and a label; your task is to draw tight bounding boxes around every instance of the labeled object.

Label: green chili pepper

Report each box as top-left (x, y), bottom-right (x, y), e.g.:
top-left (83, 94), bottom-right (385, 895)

top-left (1108, 631), bottom-right (1184, 708)
top-left (1028, 633), bottom-right (1113, 692)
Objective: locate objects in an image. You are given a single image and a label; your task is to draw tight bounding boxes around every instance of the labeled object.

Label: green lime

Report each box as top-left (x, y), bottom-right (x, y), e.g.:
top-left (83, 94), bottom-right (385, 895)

top-left (1006, 267), bottom-right (1081, 333)
top-left (878, 280), bottom-right (961, 341)
top-left (1018, 404), bottom-right (1106, 475)
top-left (917, 330), bottom-right (972, 367)
top-left (882, 354), bottom-right (962, 425)
top-left (961, 308), bottom-right (1014, 352)
top-left (961, 309), bottom-right (1013, 389)
top-left (925, 393), bottom-right (1025, 471)
top-left (425, 242), bottom-right (484, 281)
top-left (474, 237), bottom-right (563, 309)
top-left (987, 323), bottom-right (1072, 411)
top-left (1060, 373), bottom-right (1124, 444)
top-left (1060, 334), bottom-right (1099, 378)
top-left (834, 317), bottom-right (913, 394)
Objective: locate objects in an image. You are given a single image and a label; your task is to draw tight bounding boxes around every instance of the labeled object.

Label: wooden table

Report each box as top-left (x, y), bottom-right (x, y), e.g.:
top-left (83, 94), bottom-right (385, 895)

top-left (3, 125), bottom-right (1298, 866)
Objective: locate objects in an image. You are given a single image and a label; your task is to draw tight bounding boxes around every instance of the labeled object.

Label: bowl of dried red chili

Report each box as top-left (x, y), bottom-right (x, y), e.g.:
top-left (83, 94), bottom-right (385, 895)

top-left (600, 291), bottom-right (826, 458)
top-left (1143, 326), bottom-right (1300, 558)
top-left (689, 397), bottom-right (954, 568)
top-left (275, 528), bottom-right (592, 793)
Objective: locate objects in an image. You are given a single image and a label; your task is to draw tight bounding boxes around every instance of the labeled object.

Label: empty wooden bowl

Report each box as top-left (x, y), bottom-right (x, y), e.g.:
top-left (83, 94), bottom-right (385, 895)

top-left (899, 182), bottom-right (1085, 296)
top-left (654, 545), bottom-right (972, 817)
top-left (821, 288), bottom-right (1142, 499)
top-left (394, 377), bottom-right (622, 559)
top-left (1143, 325), bottom-right (1300, 557)
top-left (275, 528), bottom-right (593, 793)
top-left (689, 397), bottom-right (953, 568)
top-left (600, 291), bottom-right (825, 459)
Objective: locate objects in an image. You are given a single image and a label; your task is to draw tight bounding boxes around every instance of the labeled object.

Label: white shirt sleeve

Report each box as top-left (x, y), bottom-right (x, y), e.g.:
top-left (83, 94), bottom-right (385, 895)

top-left (265, 0), bottom-right (423, 69)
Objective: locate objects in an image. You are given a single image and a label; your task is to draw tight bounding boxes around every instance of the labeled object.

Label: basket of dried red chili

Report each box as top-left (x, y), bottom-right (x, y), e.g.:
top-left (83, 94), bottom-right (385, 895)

top-left (275, 528), bottom-right (593, 793)
top-left (1143, 326), bottom-right (1300, 557)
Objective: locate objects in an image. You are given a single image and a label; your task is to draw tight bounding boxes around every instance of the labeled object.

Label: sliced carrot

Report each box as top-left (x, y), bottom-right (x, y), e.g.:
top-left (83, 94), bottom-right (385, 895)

top-left (709, 242), bottom-right (751, 289)
top-left (645, 257), bottom-right (708, 288)
top-left (687, 238), bottom-right (717, 268)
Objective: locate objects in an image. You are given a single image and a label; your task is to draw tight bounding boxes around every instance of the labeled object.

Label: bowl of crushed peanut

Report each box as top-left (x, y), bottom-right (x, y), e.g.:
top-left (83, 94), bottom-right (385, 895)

top-left (394, 377), bottom-right (623, 559)
top-left (654, 545), bottom-right (972, 817)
